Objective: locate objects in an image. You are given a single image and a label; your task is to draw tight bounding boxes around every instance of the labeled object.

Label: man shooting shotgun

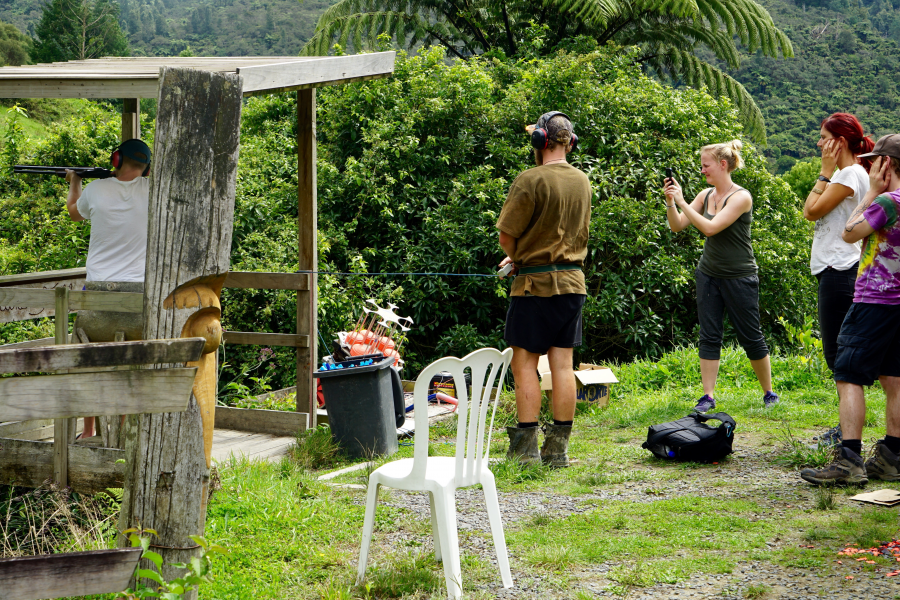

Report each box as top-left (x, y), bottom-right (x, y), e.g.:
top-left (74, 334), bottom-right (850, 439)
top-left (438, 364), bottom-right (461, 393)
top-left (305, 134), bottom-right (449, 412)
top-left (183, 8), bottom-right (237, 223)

top-left (64, 138), bottom-right (151, 441)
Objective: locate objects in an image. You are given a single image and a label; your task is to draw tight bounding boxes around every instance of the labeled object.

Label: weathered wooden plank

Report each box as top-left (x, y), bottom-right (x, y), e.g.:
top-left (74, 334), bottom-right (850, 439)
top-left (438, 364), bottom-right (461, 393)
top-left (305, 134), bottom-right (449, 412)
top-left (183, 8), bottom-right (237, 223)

top-left (53, 288), bottom-right (70, 487)
top-left (0, 338), bottom-right (205, 374)
top-left (0, 288), bottom-right (142, 314)
top-left (120, 66), bottom-right (242, 593)
top-left (224, 271), bottom-right (310, 290)
top-left (297, 88), bottom-right (318, 426)
top-left (0, 267), bottom-right (86, 287)
top-left (223, 331), bottom-right (309, 348)
top-left (70, 290), bottom-right (143, 312)
top-left (0, 337), bottom-right (57, 349)
top-left (0, 368), bottom-right (198, 421)
top-left (214, 406), bottom-right (308, 436)
top-left (0, 547), bottom-right (141, 600)
top-left (0, 419), bottom-right (53, 436)
top-left (0, 439), bottom-right (125, 493)
top-left (7, 424), bottom-right (55, 441)
top-left (237, 52), bottom-right (395, 94)
top-left (0, 78), bottom-right (159, 99)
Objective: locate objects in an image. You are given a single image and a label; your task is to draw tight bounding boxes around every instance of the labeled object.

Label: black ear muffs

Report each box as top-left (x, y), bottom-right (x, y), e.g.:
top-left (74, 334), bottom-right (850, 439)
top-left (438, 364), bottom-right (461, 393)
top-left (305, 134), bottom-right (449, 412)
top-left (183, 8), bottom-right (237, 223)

top-left (142, 163), bottom-right (150, 176)
top-left (531, 111), bottom-right (577, 151)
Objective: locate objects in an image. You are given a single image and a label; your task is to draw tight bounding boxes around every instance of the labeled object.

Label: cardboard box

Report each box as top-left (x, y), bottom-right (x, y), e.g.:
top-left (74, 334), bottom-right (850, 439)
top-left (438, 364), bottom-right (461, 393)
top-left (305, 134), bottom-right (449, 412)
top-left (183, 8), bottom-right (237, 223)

top-left (537, 356), bottom-right (618, 406)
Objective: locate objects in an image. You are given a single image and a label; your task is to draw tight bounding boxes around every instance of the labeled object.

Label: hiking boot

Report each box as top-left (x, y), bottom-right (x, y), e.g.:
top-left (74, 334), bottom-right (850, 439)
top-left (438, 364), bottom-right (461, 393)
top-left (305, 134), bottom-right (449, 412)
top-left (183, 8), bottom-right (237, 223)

top-left (814, 424), bottom-right (843, 449)
top-left (540, 423), bottom-right (573, 468)
top-left (865, 441), bottom-right (900, 481)
top-left (800, 446), bottom-right (868, 486)
top-left (693, 394), bottom-right (716, 413)
top-left (763, 391), bottom-right (779, 407)
top-left (506, 426), bottom-right (540, 466)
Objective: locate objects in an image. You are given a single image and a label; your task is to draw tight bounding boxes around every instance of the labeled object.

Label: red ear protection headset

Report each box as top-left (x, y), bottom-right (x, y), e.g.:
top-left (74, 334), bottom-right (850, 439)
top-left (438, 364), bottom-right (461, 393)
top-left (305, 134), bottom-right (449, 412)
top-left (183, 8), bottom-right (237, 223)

top-left (531, 111), bottom-right (578, 151)
top-left (111, 141), bottom-right (151, 176)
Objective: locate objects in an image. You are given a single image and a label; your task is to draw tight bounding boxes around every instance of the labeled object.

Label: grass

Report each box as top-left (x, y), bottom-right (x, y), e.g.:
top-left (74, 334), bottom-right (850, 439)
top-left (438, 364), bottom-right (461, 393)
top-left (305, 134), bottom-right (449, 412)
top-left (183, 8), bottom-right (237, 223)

top-left (6, 345), bottom-right (900, 599)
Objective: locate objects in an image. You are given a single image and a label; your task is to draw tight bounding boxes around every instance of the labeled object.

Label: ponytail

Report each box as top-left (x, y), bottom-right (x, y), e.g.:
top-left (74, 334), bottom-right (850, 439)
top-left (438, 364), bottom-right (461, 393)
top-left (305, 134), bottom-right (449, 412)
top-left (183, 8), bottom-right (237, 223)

top-left (701, 139), bottom-right (744, 172)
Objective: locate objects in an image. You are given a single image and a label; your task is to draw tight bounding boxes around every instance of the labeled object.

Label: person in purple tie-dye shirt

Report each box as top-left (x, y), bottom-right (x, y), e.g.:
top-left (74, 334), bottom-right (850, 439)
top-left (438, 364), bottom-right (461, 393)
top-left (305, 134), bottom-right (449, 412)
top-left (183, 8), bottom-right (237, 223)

top-left (802, 134), bottom-right (900, 486)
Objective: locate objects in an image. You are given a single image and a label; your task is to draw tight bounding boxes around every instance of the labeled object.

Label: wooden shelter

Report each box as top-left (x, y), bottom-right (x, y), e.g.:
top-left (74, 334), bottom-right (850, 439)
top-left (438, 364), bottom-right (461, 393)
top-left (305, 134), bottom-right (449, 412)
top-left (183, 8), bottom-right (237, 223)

top-left (0, 52), bottom-right (396, 431)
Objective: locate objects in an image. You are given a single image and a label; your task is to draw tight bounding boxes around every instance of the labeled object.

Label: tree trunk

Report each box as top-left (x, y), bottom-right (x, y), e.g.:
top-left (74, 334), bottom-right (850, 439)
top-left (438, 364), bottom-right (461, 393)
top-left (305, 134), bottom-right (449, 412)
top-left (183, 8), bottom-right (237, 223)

top-left (118, 67), bottom-right (242, 595)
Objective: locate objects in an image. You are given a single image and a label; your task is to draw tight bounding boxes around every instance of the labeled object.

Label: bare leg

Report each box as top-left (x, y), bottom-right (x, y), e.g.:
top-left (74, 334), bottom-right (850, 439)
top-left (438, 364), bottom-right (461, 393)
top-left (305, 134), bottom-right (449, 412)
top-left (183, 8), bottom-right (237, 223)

top-left (700, 358), bottom-right (719, 397)
top-left (510, 347), bottom-right (541, 423)
top-left (750, 355), bottom-right (773, 392)
top-left (880, 376), bottom-right (900, 438)
top-left (82, 416), bottom-right (95, 438)
top-left (546, 347), bottom-right (575, 422)
top-left (837, 381), bottom-right (866, 440)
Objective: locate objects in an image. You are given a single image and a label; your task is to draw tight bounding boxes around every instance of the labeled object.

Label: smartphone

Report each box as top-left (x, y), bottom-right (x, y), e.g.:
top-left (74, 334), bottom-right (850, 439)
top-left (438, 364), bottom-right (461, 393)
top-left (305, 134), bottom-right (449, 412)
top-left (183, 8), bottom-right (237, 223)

top-left (665, 167), bottom-right (674, 183)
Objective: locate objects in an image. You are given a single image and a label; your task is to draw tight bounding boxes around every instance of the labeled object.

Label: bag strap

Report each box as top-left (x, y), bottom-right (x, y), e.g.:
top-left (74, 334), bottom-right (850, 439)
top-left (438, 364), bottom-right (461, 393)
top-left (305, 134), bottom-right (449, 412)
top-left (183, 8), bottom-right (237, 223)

top-left (645, 422), bottom-right (694, 447)
top-left (694, 411), bottom-right (737, 435)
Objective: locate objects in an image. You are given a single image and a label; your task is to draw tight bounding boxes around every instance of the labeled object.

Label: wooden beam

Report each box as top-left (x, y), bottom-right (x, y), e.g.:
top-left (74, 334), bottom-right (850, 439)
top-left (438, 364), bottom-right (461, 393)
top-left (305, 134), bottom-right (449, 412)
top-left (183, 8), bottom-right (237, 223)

top-left (0, 267), bottom-right (86, 286)
top-left (0, 288), bottom-right (142, 312)
top-left (120, 66), bottom-right (243, 590)
top-left (0, 547), bottom-right (141, 600)
top-left (122, 98), bottom-right (139, 141)
top-left (0, 368), bottom-right (198, 421)
top-left (223, 331), bottom-right (309, 347)
top-left (297, 88), bottom-right (318, 426)
top-left (215, 406), bottom-right (308, 436)
top-left (0, 338), bottom-right (205, 374)
top-left (0, 419), bottom-right (53, 436)
top-left (224, 271), bottom-right (309, 290)
top-left (238, 52), bottom-right (395, 95)
top-left (0, 78), bottom-right (159, 99)
top-left (53, 287), bottom-right (70, 487)
top-left (0, 438), bottom-right (125, 494)
top-left (0, 337), bottom-right (57, 349)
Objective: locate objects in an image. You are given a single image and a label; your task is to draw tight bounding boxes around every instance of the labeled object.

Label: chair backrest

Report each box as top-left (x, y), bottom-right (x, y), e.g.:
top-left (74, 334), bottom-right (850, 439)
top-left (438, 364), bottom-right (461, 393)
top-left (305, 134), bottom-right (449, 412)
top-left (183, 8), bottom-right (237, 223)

top-left (411, 347), bottom-right (513, 487)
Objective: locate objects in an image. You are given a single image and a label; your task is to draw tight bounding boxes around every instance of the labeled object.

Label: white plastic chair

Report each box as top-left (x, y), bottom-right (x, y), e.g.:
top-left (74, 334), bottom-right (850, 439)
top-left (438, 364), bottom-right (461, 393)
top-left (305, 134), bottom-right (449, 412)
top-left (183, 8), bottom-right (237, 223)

top-left (356, 347), bottom-right (514, 599)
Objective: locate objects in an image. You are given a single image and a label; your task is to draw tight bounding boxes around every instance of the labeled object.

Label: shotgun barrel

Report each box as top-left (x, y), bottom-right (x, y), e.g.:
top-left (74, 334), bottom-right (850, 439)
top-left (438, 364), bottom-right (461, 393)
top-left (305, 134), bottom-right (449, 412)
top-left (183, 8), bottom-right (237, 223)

top-left (13, 165), bottom-right (114, 179)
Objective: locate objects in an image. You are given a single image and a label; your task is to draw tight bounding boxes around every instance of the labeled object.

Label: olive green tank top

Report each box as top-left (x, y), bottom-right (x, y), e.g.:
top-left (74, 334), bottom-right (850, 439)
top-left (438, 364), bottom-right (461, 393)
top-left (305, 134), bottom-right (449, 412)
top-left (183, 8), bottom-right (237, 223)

top-left (696, 188), bottom-right (758, 279)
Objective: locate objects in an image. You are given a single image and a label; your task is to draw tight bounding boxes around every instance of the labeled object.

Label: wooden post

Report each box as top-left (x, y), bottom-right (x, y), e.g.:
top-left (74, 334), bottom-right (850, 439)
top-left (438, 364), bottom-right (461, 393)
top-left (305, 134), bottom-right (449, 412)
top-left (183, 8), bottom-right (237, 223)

top-left (297, 89), bottom-right (317, 427)
top-left (118, 67), bottom-right (241, 593)
top-left (122, 99), bottom-right (139, 141)
top-left (53, 287), bottom-right (69, 485)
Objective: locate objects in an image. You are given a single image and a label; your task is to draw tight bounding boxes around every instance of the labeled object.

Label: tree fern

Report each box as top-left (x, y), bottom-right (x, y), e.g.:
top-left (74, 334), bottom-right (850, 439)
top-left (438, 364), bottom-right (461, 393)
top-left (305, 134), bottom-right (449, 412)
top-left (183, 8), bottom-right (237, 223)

top-left (302, 0), bottom-right (793, 142)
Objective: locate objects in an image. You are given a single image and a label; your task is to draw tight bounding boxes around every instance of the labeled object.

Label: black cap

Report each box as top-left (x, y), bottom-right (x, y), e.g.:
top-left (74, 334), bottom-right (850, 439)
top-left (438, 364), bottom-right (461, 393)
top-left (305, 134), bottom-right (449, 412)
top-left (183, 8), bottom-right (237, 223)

top-left (119, 139), bottom-right (151, 164)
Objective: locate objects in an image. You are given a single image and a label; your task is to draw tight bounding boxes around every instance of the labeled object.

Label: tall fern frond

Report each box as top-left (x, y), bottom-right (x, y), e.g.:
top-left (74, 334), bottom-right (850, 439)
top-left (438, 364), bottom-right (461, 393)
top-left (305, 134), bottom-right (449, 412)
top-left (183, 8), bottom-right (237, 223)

top-left (651, 48), bottom-right (766, 143)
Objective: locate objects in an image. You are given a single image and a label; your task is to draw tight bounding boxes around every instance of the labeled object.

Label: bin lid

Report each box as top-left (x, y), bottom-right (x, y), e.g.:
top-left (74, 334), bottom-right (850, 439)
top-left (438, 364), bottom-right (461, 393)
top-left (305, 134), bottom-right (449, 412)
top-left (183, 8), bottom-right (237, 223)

top-left (314, 355), bottom-right (396, 378)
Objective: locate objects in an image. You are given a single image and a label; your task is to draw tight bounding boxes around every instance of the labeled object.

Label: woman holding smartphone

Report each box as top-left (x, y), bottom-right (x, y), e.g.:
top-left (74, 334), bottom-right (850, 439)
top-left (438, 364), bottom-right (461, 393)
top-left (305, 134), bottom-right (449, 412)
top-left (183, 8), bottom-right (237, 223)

top-left (663, 140), bottom-right (778, 412)
top-left (804, 113), bottom-right (873, 446)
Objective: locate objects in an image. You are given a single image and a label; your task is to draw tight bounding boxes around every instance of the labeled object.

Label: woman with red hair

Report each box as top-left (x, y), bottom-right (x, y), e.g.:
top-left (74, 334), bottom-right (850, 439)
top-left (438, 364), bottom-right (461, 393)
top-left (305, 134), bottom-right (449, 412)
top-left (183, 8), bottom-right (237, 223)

top-left (804, 112), bottom-right (874, 446)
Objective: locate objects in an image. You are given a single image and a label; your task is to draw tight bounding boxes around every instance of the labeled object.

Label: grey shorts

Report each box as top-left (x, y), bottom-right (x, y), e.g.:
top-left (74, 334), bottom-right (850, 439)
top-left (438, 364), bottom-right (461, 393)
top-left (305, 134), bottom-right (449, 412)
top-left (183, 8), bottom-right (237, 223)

top-left (696, 269), bottom-right (769, 361)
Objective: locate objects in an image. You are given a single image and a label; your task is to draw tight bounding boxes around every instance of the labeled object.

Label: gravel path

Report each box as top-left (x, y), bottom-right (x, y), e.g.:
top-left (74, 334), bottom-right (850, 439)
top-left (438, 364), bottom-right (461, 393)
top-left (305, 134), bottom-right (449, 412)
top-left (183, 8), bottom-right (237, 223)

top-left (355, 441), bottom-right (900, 599)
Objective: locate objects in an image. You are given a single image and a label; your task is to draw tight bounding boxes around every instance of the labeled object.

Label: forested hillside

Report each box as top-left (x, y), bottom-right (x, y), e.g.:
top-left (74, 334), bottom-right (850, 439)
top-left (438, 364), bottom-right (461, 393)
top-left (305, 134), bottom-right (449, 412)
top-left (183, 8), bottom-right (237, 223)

top-left (730, 0), bottom-right (900, 172)
top-left (0, 0), bottom-right (331, 56)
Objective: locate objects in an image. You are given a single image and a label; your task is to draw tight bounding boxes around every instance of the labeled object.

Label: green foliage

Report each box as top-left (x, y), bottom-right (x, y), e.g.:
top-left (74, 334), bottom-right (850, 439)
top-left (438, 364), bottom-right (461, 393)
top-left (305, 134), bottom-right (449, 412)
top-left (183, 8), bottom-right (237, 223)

top-left (118, 529), bottom-right (227, 599)
top-left (778, 315), bottom-right (829, 379)
top-left (0, 19), bottom-right (29, 66)
top-left (303, 0), bottom-right (793, 142)
top-left (32, 0), bottom-right (129, 62)
top-left (782, 157), bottom-right (822, 200)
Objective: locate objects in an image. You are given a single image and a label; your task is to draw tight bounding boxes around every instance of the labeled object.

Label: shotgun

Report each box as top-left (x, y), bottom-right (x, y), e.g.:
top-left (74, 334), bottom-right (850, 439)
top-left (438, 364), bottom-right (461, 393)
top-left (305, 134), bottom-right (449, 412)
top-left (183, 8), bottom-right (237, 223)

top-left (13, 165), bottom-right (114, 179)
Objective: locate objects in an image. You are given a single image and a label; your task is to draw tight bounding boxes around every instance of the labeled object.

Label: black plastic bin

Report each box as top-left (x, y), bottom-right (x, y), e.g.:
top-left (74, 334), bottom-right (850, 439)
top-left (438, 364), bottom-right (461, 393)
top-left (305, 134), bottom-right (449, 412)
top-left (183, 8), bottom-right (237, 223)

top-left (314, 356), bottom-right (404, 458)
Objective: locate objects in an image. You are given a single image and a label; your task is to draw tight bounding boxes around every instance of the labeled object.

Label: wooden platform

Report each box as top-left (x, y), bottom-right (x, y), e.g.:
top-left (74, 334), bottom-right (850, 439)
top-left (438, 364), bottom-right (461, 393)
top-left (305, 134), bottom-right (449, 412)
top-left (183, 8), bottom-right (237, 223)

top-left (210, 429), bottom-right (295, 464)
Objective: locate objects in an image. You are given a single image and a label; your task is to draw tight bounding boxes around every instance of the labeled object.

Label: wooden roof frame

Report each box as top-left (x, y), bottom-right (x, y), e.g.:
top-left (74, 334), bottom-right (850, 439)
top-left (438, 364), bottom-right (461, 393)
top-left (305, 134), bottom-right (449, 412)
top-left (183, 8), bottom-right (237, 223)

top-left (0, 51), bottom-right (396, 427)
top-left (0, 52), bottom-right (396, 98)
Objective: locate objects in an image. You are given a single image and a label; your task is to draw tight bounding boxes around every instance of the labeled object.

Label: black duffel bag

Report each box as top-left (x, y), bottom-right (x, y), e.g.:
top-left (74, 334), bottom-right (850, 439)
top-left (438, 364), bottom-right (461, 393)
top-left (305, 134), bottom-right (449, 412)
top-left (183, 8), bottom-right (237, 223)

top-left (642, 412), bottom-right (736, 462)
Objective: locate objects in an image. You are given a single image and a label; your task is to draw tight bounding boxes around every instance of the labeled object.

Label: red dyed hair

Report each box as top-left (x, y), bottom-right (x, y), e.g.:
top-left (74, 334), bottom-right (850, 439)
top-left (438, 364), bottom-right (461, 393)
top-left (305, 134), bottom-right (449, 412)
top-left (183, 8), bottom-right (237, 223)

top-left (821, 113), bottom-right (875, 171)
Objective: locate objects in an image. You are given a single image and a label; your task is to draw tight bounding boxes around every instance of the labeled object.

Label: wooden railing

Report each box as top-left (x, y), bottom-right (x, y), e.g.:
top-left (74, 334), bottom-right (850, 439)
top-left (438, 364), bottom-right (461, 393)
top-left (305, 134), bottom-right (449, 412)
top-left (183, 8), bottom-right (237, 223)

top-left (0, 336), bottom-right (204, 600)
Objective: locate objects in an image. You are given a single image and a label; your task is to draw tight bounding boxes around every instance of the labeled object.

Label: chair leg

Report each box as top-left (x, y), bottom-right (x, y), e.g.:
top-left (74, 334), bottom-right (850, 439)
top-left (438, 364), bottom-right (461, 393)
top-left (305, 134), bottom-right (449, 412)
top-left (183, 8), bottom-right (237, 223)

top-left (356, 481), bottom-right (381, 585)
top-left (433, 488), bottom-right (462, 600)
top-left (428, 491), bottom-right (442, 562)
top-left (482, 474), bottom-right (513, 588)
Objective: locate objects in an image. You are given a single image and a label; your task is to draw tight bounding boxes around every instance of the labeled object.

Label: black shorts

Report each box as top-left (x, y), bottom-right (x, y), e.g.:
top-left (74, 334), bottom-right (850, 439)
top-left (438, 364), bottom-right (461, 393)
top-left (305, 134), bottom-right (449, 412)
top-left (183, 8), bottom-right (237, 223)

top-left (834, 302), bottom-right (900, 386)
top-left (503, 294), bottom-right (586, 355)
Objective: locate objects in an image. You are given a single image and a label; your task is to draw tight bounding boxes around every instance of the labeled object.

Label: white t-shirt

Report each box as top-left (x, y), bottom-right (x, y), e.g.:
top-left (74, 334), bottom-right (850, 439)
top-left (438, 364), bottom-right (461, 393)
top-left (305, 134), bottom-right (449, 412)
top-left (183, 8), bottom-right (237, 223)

top-left (810, 163), bottom-right (868, 275)
top-left (76, 177), bottom-right (150, 282)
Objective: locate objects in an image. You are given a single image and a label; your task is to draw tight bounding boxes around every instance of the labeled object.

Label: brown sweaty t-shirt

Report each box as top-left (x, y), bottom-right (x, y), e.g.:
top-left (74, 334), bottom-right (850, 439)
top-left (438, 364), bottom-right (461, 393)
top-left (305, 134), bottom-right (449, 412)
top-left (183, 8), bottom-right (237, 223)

top-left (496, 163), bottom-right (592, 297)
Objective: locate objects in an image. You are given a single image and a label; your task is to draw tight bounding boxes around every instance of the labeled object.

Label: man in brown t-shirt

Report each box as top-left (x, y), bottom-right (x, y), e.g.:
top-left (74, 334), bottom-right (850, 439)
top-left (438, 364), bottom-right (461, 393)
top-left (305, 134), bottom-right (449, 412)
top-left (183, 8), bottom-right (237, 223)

top-left (496, 111), bottom-right (591, 467)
